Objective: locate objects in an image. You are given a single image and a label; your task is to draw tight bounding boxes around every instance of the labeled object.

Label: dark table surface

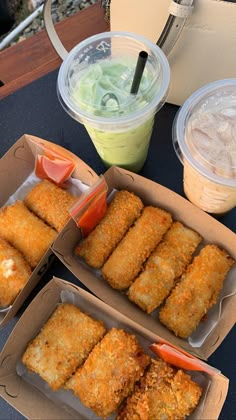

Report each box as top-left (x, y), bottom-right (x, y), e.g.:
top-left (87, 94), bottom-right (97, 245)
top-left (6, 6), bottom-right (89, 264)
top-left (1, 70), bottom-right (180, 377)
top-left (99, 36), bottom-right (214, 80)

top-left (0, 69), bottom-right (235, 419)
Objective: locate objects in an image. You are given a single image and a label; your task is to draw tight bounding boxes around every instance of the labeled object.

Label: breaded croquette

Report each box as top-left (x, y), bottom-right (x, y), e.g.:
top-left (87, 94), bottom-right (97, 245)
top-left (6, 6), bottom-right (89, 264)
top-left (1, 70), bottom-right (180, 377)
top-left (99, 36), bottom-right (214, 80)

top-left (153, 222), bottom-right (202, 279)
top-left (24, 179), bottom-right (78, 232)
top-left (128, 222), bottom-right (202, 313)
top-left (102, 206), bottom-right (172, 290)
top-left (0, 201), bottom-right (57, 268)
top-left (75, 190), bottom-right (144, 268)
top-left (65, 328), bottom-right (150, 418)
top-left (0, 238), bottom-right (32, 308)
top-left (117, 358), bottom-right (202, 420)
top-left (22, 303), bottom-right (106, 391)
top-left (159, 244), bottom-right (235, 338)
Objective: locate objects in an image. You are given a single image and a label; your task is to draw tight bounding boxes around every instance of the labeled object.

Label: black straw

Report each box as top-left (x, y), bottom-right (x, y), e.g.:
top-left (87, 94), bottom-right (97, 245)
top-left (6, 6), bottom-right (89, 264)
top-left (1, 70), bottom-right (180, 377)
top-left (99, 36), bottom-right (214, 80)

top-left (130, 50), bottom-right (148, 94)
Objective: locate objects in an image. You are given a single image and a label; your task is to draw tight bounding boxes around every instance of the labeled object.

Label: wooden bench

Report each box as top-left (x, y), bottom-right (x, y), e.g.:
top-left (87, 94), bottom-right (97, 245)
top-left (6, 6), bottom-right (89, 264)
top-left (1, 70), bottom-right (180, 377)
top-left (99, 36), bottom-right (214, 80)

top-left (0, 2), bottom-right (109, 99)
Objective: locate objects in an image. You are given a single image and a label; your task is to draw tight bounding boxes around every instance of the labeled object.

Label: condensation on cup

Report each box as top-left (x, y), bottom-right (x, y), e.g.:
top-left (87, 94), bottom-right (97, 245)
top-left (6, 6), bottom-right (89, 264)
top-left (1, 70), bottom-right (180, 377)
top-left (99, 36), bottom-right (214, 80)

top-left (173, 79), bottom-right (236, 214)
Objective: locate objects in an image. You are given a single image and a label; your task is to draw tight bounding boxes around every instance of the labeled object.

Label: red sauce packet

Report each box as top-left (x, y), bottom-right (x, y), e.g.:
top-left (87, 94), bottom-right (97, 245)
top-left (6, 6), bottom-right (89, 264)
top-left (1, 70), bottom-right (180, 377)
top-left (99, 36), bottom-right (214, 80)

top-left (34, 145), bottom-right (75, 185)
top-left (150, 343), bottom-right (220, 375)
top-left (70, 176), bottom-right (108, 237)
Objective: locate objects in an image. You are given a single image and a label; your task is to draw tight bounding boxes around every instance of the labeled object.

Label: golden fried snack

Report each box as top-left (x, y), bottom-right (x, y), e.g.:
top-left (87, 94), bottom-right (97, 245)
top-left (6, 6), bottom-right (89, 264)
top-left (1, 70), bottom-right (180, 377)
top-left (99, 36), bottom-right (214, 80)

top-left (117, 358), bottom-right (202, 420)
top-left (22, 303), bottom-right (106, 391)
top-left (128, 222), bottom-right (202, 313)
top-left (0, 201), bottom-right (57, 268)
top-left (0, 238), bottom-right (32, 308)
top-left (159, 244), bottom-right (235, 338)
top-left (102, 206), bottom-right (172, 290)
top-left (65, 328), bottom-right (150, 418)
top-left (24, 179), bottom-right (78, 232)
top-left (75, 190), bottom-right (144, 269)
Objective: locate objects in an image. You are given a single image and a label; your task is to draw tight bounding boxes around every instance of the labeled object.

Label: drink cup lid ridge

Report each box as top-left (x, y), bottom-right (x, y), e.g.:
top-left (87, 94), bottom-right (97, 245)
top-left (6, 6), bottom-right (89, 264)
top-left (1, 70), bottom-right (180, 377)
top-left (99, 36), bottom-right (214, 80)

top-left (57, 31), bottom-right (171, 129)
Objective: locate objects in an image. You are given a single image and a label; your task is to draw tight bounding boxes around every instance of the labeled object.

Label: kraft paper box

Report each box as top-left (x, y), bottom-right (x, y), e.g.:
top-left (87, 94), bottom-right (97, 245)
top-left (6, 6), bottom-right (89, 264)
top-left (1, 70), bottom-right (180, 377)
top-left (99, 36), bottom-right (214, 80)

top-left (52, 166), bottom-right (236, 361)
top-left (0, 277), bottom-right (229, 420)
top-left (0, 134), bottom-right (98, 327)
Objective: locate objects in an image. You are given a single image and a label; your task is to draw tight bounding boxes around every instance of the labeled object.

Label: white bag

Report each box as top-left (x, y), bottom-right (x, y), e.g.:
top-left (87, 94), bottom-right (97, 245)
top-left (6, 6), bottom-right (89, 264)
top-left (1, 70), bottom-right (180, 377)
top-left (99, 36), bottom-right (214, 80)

top-left (109, 0), bottom-right (236, 105)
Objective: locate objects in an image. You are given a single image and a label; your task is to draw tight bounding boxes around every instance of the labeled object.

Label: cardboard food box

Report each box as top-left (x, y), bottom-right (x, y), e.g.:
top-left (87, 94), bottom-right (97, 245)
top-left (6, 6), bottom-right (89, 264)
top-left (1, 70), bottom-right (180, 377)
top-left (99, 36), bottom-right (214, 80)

top-left (52, 166), bottom-right (236, 361)
top-left (0, 134), bottom-right (98, 327)
top-left (0, 277), bottom-right (229, 420)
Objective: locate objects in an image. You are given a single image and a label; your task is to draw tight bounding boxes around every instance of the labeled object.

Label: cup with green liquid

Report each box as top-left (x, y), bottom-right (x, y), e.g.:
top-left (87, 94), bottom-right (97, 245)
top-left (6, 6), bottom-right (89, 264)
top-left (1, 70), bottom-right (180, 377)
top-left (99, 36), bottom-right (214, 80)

top-left (57, 31), bottom-right (170, 173)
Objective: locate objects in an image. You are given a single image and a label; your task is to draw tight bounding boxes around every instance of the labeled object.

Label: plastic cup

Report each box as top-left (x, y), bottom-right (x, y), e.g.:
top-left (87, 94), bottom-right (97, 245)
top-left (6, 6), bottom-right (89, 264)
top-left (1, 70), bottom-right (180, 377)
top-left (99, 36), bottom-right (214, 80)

top-left (173, 79), bottom-right (236, 214)
top-left (57, 31), bottom-right (170, 173)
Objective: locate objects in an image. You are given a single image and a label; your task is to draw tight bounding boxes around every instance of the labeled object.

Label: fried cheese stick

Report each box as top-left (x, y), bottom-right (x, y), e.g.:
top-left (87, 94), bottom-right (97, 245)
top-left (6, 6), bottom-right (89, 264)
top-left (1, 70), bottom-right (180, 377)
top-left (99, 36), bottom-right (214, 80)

top-left (24, 179), bottom-right (78, 232)
top-left (0, 201), bottom-right (57, 268)
top-left (117, 358), bottom-right (202, 420)
top-left (159, 244), bottom-right (235, 338)
top-left (65, 328), bottom-right (150, 419)
top-left (22, 303), bottom-right (106, 391)
top-left (102, 206), bottom-right (172, 290)
top-left (75, 190), bottom-right (144, 268)
top-left (128, 222), bottom-right (202, 313)
top-left (0, 238), bottom-right (32, 308)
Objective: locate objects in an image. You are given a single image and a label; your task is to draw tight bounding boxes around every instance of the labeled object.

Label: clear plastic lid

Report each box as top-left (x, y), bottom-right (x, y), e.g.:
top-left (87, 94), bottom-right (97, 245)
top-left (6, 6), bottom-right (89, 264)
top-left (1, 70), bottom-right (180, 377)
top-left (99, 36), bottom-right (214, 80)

top-left (173, 79), bottom-right (236, 187)
top-left (57, 31), bottom-right (170, 129)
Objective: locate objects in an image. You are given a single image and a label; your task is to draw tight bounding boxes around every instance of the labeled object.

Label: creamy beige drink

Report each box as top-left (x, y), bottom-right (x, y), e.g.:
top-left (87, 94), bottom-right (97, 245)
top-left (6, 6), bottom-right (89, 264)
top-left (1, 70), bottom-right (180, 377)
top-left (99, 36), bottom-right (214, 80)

top-left (173, 80), bottom-right (236, 214)
top-left (183, 161), bottom-right (236, 214)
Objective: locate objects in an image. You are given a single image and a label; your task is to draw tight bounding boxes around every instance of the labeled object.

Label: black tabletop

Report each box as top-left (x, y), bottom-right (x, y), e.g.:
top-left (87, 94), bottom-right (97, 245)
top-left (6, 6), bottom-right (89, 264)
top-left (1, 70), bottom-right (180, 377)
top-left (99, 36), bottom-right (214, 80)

top-left (0, 69), bottom-right (235, 420)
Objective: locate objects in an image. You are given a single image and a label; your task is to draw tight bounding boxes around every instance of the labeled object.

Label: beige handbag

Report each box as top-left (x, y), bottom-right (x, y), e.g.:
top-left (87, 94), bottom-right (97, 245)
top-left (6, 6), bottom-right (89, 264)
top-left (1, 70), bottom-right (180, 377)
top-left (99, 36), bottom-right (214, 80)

top-left (109, 0), bottom-right (236, 105)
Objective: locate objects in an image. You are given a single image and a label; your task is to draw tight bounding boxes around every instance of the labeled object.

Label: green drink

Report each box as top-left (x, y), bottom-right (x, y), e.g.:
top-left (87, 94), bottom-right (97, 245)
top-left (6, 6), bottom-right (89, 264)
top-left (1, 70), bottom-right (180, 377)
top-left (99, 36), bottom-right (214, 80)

top-left (57, 32), bottom-right (170, 172)
top-left (71, 58), bottom-right (155, 172)
top-left (85, 117), bottom-right (154, 173)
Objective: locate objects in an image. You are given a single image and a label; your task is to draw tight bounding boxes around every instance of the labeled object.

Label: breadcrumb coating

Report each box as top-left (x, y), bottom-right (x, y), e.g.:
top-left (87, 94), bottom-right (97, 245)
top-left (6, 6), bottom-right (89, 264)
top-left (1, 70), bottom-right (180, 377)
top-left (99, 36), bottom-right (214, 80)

top-left (0, 238), bottom-right (32, 308)
top-left (75, 190), bottom-right (144, 268)
top-left (24, 179), bottom-right (78, 232)
top-left (65, 328), bottom-right (150, 418)
top-left (102, 206), bottom-right (172, 290)
top-left (128, 222), bottom-right (202, 313)
top-left (0, 201), bottom-right (57, 268)
top-left (117, 358), bottom-right (202, 420)
top-left (159, 244), bottom-right (235, 338)
top-left (22, 303), bottom-right (106, 390)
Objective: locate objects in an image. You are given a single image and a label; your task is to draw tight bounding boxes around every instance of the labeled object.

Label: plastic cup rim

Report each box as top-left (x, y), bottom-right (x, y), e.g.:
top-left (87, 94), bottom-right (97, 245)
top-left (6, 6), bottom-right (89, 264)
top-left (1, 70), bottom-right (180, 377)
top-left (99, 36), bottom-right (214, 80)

top-left (57, 31), bottom-right (171, 127)
top-left (173, 78), bottom-right (236, 188)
